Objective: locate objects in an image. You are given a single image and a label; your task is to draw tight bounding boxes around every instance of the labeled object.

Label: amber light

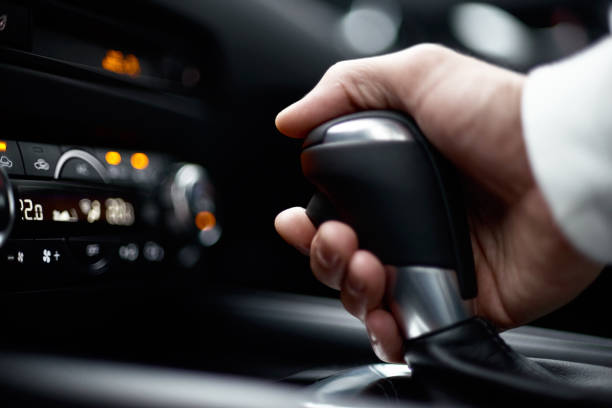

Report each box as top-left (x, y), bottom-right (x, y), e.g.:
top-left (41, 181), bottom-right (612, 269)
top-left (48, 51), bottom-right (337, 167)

top-left (0, 141), bottom-right (6, 152)
top-left (130, 152), bottom-right (149, 170)
top-left (105, 151), bottom-right (122, 166)
top-left (102, 50), bottom-right (141, 77)
top-left (195, 211), bottom-right (216, 231)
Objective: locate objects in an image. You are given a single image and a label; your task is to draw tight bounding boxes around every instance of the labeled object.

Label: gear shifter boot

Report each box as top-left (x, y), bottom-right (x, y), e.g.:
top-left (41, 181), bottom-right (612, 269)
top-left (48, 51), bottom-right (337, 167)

top-left (300, 111), bottom-right (612, 406)
top-left (404, 317), bottom-right (612, 406)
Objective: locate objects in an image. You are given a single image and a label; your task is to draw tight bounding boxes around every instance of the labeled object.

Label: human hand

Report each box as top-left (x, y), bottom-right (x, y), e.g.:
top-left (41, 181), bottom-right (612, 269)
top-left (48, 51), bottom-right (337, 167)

top-left (274, 44), bottom-right (602, 363)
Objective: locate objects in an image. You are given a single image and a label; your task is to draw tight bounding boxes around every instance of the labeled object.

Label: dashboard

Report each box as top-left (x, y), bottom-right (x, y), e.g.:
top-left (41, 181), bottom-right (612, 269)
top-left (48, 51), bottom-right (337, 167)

top-left (0, 0), bottom-right (611, 407)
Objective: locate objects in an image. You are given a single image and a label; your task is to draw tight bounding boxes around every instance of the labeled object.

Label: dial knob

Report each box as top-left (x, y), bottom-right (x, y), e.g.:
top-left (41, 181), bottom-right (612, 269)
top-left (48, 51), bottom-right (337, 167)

top-left (164, 163), bottom-right (219, 244)
top-left (0, 167), bottom-right (15, 248)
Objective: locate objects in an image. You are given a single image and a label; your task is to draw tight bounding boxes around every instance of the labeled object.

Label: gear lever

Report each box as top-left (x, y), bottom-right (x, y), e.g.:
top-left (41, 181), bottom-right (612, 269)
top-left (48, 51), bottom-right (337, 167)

top-left (300, 111), bottom-right (477, 340)
top-left (300, 111), bottom-right (612, 406)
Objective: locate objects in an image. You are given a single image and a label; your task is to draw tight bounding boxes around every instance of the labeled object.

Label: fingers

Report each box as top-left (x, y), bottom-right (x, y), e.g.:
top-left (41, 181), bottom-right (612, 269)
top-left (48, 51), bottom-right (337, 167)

top-left (275, 56), bottom-right (396, 139)
top-left (365, 309), bottom-right (405, 363)
top-left (275, 44), bottom-right (453, 139)
top-left (275, 210), bottom-right (362, 293)
top-left (309, 221), bottom-right (358, 290)
top-left (274, 207), bottom-right (316, 255)
top-left (276, 210), bottom-right (403, 363)
top-left (340, 250), bottom-right (386, 321)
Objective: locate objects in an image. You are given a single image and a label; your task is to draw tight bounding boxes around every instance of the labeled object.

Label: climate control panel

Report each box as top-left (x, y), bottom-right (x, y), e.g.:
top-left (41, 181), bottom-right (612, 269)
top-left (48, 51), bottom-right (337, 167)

top-left (0, 139), bottom-right (220, 291)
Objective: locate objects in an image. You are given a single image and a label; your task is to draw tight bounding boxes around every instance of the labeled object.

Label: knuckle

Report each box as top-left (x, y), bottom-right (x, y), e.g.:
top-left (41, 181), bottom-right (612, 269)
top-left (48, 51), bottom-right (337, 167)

top-left (396, 43), bottom-right (452, 70)
top-left (408, 42), bottom-right (449, 58)
top-left (325, 59), bottom-right (355, 78)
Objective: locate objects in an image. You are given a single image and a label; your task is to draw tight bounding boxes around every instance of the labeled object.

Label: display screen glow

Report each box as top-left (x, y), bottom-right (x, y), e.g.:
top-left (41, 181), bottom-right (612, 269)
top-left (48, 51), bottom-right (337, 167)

top-left (19, 199), bottom-right (44, 221)
top-left (17, 189), bottom-right (136, 227)
top-left (102, 50), bottom-right (141, 77)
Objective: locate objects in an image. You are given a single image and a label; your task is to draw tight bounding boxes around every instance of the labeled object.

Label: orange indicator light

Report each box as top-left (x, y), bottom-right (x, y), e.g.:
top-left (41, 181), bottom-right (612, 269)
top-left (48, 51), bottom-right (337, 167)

top-left (195, 211), bottom-right (216, 231)
top-left (105, 151), bottom-right (122, 166)
top-left (0, 141), bottom-right (6, 152)
top-left (102, 50), bottom-right (141, 77)
top-left (130, 152), bottom-right (149, 170)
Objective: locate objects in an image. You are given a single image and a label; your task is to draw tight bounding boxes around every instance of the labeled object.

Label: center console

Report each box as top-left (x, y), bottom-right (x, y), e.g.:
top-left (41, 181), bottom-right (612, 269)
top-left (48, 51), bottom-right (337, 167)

top-left (0, 138), bottom-right (220, 291)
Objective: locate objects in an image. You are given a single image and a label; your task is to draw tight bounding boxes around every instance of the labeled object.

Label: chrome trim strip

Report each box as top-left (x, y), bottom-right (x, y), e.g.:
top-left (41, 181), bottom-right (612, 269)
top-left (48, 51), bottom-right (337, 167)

top-left (387, 265), bottom-right (473, 340)
top-left (325, 118), bottom-right (412, 144)
top-left (54, 149), bottom-right (109, 183)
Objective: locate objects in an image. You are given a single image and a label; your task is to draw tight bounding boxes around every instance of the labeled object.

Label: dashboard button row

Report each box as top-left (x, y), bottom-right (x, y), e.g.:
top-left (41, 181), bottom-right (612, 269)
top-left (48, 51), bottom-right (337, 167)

top-left (0, 139), bottom-right (164, 186)
top-left (0, 238), bottom-right (166, 278)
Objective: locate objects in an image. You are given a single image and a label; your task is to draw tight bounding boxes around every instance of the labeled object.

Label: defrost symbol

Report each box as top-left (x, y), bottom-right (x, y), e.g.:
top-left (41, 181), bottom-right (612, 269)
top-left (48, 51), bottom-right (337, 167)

top-left (0, 156), bottom-right (13, 168)
top-left (33, 158), bottom-right (50, 171)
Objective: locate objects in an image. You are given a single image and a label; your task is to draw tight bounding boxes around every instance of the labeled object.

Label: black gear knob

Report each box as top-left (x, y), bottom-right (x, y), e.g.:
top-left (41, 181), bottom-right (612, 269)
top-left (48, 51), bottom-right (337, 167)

top-left (301, 111), bottom-right (477, 340)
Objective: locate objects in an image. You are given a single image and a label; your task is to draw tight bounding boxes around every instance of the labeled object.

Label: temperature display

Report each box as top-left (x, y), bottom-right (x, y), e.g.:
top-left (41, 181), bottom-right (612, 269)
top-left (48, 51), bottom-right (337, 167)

top-left (19, 199), bottom-right (44, 221)
top-left (16, 184), bottom-right (137, 227)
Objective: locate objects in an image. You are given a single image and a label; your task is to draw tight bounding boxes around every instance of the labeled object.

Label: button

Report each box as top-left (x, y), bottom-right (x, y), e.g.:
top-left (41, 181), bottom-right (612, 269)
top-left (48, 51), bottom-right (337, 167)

top-left (68, 238), bottom-right (112, 275)
top-left (143, 241), bottom-right (165, 262)
top-left (94, 149), bottom-right (132, 184)
top-left (0, 239), bottom-right (35, 283)
top-left (0, 139), bottom-right (25, 176)
top-left (118, 242), bottom-right (139, 262)
top-left (129, 152), bottom-right (167, 186)
top-left (18, 142), bottom-right (61, 178)
top-left (59, 158), bottom-right (104, 182)
top-left (33, 239), bottom-right (71, 270)
top-left (0, 2), bottom-right (30, 51)
top-left (1, 239), bottom-right (32, 267)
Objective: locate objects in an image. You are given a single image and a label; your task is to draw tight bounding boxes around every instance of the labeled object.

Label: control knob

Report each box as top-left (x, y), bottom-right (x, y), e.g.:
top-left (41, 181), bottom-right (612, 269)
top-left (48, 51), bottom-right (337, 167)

top-left (0, 167), bottom-right (15, 248)
top-left (163, 163), bottom-right (220, 245)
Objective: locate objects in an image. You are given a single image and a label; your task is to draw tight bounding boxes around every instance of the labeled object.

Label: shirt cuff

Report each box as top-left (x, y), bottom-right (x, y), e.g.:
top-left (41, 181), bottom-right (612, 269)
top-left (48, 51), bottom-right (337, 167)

top-left (522, 37), bottom-right (612, 264)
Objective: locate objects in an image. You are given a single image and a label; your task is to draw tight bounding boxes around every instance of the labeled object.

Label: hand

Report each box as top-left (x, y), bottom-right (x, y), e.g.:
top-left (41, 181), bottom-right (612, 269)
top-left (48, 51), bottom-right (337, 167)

top-left (274, 44), bottom-right (602, 363)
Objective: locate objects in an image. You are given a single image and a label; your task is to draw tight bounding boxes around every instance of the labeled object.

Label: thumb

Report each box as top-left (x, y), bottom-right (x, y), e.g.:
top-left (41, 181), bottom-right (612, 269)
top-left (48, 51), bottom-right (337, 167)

top-left (275, 44), bottom-right (448, 139)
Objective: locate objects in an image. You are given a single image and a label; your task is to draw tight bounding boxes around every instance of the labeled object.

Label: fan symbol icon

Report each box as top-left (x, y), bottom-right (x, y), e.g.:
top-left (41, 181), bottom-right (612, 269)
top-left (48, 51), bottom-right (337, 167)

top-left (42, 249), bottom-right (51, 264)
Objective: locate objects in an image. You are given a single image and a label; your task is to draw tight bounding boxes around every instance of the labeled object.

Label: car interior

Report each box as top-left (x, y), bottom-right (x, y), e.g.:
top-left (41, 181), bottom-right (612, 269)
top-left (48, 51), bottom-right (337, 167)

top-left (0, 0), bottom-right (611, 406)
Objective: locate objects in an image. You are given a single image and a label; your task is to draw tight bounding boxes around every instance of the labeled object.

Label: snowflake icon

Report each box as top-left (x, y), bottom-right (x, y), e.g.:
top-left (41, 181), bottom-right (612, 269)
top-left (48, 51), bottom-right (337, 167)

top-left (42, 249), bottom-right (51, 264)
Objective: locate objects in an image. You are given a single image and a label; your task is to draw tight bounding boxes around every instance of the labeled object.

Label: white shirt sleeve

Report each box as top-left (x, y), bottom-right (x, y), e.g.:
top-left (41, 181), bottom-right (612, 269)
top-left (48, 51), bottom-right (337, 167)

top-left (522, 36), bottom-right (612, 264)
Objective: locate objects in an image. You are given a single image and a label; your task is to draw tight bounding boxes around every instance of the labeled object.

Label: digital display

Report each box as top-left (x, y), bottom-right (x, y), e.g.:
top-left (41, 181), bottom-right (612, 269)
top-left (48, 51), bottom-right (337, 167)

top-left (16, 187), bottom-right (136, 227)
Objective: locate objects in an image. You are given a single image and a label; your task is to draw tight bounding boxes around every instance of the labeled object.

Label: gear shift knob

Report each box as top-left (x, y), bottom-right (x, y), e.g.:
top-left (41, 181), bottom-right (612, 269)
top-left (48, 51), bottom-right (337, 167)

top-left (301, 111), bottom-right (477, 340)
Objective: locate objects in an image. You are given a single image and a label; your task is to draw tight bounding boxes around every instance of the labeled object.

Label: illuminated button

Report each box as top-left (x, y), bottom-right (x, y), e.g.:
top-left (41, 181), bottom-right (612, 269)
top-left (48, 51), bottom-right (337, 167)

top-left (118, 242), bottom-right (139, 262)
top-left (131, 153), bottom-right (167, 186)
top-left (102, 50), bottom-right (141, 77)
top-left (123, 54), bottom-right (141, 77)
top-left (0, 240), bottom-right (35, 283)
top-left (105, 151), bottom-right (122, 166)
top-left (1, 239), bottom-right (32, 267)
top-left (95, 148), bottom-right (131, 183)
top-left (0, 140), bottom-right (24, 176)
top-left (143, 241), bottom-right (165, 262)
top-left (195, 211), bottom-right (216, 231)
top-left (130, 153), bottom-right (149, 170)
top-left (19, 142), bottom-right (60, 178)
top-left (32, 239), bottom-right (72, 276)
